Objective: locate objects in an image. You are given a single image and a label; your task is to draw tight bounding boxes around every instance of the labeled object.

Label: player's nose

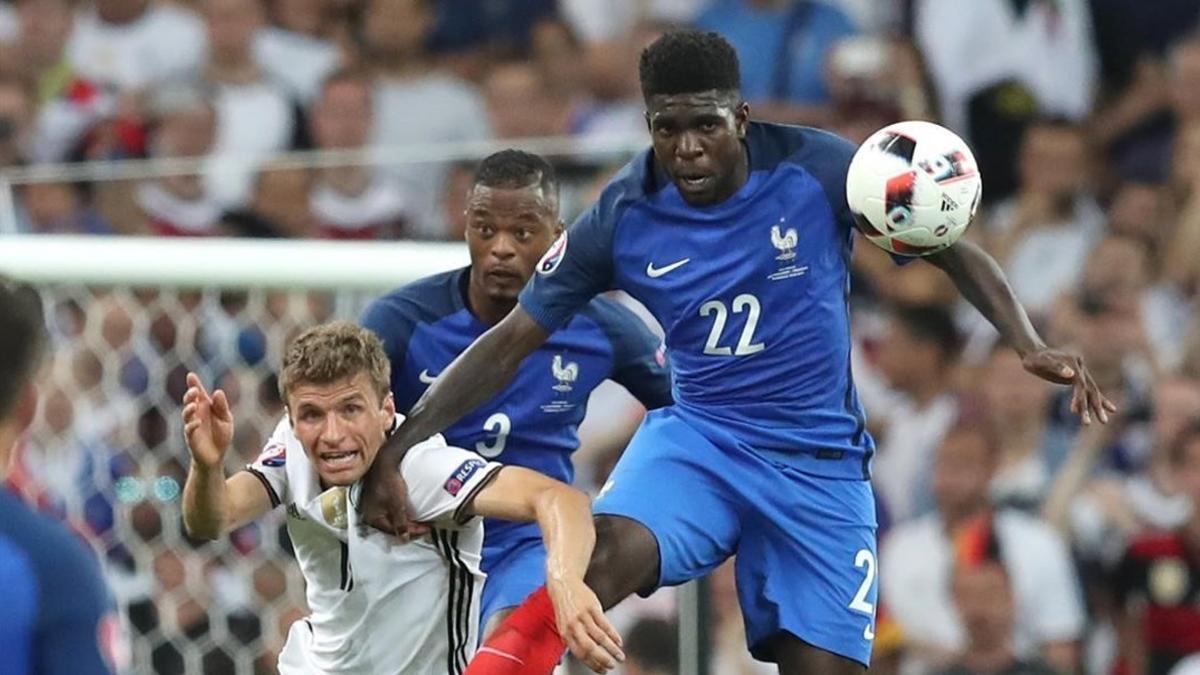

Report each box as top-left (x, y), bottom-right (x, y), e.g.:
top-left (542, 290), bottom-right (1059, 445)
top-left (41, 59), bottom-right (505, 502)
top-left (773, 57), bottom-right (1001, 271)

top-left (675, 131), bottom-right (703, 159)
top-left (489, 233), bottom-right (517, 259)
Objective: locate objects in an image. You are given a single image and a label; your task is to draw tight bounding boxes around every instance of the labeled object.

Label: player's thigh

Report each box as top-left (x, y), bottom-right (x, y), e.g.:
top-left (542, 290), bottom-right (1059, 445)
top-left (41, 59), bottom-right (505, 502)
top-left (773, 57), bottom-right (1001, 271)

top-left (592, 408), bottom-right (741, 592)
top-left (733, 460), bottom-right (878, 668)
top-left (585, 514), bottom-right (662, 609)
top-left (480, 538), bottom-right (547, 637)
top-left (773, 634), bottom-right (867, 675)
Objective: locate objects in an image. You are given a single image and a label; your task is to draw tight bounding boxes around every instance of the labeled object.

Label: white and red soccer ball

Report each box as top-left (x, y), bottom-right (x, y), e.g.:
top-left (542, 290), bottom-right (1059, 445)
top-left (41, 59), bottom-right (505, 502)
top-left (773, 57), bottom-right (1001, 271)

top-left (846, 120), bottom-right (982, 257)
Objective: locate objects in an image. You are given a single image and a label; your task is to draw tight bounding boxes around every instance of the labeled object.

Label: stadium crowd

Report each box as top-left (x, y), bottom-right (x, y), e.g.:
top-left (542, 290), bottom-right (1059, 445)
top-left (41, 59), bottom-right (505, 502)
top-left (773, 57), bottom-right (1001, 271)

top-left (6, 0), bottom-right (1200, 673)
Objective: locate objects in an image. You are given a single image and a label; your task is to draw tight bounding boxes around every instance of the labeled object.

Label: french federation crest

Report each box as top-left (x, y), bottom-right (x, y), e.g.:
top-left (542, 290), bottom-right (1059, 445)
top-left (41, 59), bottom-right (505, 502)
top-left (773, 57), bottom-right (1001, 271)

top-left (551, 354), bottom-right (578, 392)
top-left (771, 221), bottom-right (798, 261)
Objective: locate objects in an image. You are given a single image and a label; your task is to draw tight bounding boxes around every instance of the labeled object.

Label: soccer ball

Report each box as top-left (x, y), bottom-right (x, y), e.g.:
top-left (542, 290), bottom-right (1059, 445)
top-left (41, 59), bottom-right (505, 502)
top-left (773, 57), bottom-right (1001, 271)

top-left (846, 120), bottom-right (982, 257)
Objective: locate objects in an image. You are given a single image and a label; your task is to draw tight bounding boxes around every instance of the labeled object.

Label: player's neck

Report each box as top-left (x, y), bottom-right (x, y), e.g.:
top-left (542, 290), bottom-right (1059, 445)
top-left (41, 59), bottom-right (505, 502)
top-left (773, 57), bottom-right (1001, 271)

top-left (466, 286), bottom-right (516, 327)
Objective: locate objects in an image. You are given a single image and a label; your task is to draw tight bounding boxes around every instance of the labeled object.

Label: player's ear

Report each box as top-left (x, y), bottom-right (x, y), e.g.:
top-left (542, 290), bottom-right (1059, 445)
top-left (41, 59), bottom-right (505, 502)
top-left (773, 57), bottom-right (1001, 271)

top-left (735, 101), bottom-right (750, 138)
top-left (381, 392), bottom-right (395, 418)
top-left (284, 406), bottom-right (295, 428)
top-left (553, 220), bottom-right (565, 238)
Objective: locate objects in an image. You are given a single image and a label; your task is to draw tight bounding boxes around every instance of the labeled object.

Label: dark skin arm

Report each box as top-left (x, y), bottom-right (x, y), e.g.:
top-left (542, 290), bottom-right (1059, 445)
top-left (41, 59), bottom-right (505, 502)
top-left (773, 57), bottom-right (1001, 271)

top-left (924, 239), bottom-right (1116, 423)
top-left (359, 306), bottom-right (550, 535)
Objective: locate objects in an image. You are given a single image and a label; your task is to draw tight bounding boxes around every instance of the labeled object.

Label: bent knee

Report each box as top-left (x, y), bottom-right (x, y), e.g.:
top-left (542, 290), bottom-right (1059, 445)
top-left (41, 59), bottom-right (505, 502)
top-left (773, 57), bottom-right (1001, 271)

top-left (584, 515), bottom-right (660, 609)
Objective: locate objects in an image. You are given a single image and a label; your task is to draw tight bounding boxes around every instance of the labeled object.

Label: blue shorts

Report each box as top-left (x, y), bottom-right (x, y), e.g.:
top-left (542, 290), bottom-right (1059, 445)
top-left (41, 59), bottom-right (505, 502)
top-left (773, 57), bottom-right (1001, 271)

top-left (479, 536), bottom-right (546, 633)
top-left (594, 408), bottom-right (879, 666)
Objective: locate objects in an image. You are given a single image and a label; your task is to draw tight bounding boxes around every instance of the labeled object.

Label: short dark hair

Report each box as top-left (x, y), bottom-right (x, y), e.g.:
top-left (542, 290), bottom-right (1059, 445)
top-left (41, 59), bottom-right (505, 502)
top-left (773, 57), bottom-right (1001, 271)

top-left (0, 276), bottom-right (47, 419)
top-left (472, 149), bottom-right (559, 204)
top-left (892, 302), bottom-right (963, 360)
top-left (639, 29), bottom-right (741, 100)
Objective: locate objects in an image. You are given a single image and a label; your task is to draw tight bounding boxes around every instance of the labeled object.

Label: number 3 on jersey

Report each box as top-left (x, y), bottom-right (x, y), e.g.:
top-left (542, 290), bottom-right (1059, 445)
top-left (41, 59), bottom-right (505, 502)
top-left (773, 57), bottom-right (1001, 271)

top-left (475, 412), bottom-right (511, 458)
top-left (700, 293), bottom-right (765, 356)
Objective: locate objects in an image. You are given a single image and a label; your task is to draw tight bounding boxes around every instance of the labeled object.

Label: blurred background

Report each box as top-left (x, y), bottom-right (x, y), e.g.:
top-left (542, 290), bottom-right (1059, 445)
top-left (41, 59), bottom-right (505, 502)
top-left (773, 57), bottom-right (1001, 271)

top-left (2, 0), bottom-right (1200, 673)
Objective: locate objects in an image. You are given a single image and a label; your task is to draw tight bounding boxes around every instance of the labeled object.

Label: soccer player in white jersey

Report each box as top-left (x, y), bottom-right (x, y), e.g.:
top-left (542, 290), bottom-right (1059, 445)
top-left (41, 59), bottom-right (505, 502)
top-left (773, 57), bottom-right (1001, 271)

top-left (181, 322), bottom-right (619, 674)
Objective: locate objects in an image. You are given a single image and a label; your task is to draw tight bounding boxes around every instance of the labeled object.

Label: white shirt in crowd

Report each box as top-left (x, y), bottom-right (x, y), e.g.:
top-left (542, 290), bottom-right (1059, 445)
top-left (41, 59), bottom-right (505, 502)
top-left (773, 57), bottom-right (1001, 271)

top-left (309, 173), bottom-right (410, 238)
top-left (371, 74), bottom-right (493, 240)
top-left (914, 0), bottom-right (1097, 138)
top-left (881, 509), bottom-right (1085, 673)
top-left (248, 415), bottom-right (499, 675)
top-left (66, 4), bottom-right (206, 91)
top-left (253, 27), bottom-right (342, 105)
top-left (206, 80), bottom-right (296, 208)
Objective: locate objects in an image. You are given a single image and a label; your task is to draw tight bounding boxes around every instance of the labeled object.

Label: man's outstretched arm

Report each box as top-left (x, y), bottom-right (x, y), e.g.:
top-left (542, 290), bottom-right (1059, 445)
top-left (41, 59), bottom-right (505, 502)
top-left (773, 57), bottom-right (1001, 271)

top-left (924, 239), bottom-right (1116, 423)
top-left (359, 307), bottom-right (549, 535)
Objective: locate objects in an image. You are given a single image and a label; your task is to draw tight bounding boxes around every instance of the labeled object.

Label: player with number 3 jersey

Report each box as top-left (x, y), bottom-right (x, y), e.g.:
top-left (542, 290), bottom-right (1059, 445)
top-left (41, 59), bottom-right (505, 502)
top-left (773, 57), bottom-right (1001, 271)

top-left (361, 150), bottom-right (672, 635)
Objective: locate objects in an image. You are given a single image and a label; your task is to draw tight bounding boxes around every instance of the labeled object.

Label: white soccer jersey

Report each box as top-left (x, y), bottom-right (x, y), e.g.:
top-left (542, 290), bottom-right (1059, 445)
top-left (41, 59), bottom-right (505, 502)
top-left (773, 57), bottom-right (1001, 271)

top-left (246, 416), bottom-right (501, 674)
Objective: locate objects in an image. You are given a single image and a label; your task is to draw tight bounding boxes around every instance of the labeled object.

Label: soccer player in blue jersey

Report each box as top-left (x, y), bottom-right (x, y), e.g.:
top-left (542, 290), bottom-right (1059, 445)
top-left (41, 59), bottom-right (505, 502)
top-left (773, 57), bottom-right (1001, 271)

top-left (360, 149), bottom-right (673, 635)
top-left (0, 277), bottom-right (118, 674)
top-left (360, 30), bottom-right (1115, 674)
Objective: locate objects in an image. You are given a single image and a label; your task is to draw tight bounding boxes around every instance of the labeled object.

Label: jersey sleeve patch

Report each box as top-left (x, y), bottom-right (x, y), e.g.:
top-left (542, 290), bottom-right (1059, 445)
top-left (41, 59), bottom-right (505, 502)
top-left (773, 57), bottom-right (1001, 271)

top-left (444, 458), bottom-right (487, 496)
top-left (256, 442), bottom-right (286, 467)
top-left (537, 231), bottom-right (568, 275)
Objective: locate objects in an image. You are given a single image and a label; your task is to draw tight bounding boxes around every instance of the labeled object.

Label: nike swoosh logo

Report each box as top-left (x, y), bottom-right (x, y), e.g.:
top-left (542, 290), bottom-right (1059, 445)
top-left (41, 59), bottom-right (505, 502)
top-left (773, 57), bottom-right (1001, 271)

top-left (418, 369), bottom-right (437, 384)
top-left (646, 258), bottom-right (690, 278)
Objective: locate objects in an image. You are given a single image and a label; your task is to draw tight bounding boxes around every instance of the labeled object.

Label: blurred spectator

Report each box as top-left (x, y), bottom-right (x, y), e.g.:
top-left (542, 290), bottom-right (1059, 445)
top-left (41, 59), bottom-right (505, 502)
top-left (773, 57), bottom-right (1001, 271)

top-left (308, 68), bottom-right (409, 239)
top-left (913, 0), bottom-right (1098, 200)
top-left (65, 0), bottom-right (205, 93)
top-left (0, 76), bottom-right (35, 167)
top-left (868, 303), bottom-right (963, 524)
top-left (881, 420), bottom-right (1084, 673)
top-left (982, 346), bottom-right (1065, 511)
top-left (694, 0), bottom-right (858, 124)
top-left (484, 60), bottom-right (570, 139)
top-left (1061, 377), bottom-right (1200, 567)
top-left (623, 617), bottom-right (679, 675)
top-left (568, 23), bottom-right (654, 147)
top-left (1113, 421), bottom-right (1200, 675)
top-left (938, 553), bottom-right (1059, 675)
top-left (130, 85), bottom-right (222, 236)
top-left (439, 160), bottom-right (474, 241)
top-left (200, 0), bottom-right (296, 209)
top-left (824, 36), bottom-right (931, 144)
top-left (11, 0), bottom-right (116, 163)
top-left (17, 182), bottom-right (112, 234)
top-left (987, 120), bottom-right (1102, 318)
top-left (427, 0), bottom-right (557, 66)
top-left (362, 0), bottom-right (493, 239)
top-left (254, 0), bottom-right (342, 104)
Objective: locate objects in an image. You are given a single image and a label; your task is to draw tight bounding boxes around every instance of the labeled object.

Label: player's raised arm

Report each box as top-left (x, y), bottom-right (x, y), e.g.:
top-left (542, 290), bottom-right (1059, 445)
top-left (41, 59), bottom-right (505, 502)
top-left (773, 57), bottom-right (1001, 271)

top-left (181, 372), bottom-right (277, 539)
top-left (923, 239), bottom-right (1116, 424)
top-left (466, 466), bottom-right (625, 672)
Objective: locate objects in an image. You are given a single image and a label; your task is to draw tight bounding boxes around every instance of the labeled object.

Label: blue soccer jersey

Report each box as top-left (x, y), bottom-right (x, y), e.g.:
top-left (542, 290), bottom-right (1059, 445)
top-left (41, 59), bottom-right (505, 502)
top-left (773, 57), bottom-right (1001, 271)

top-left (362, 267), bottom-right (672, 621)
top-left (0, 490), bottom-right (116, 675)
top-left (521, 122), bottom-right (874, 480)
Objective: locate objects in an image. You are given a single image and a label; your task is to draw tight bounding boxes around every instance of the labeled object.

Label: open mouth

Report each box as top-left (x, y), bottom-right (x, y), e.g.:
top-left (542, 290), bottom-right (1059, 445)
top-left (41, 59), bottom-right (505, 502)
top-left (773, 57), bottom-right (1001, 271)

top-left (676, 174), bottom-right (714, 192)
top-left (319, 450), bottom-right (361, 472)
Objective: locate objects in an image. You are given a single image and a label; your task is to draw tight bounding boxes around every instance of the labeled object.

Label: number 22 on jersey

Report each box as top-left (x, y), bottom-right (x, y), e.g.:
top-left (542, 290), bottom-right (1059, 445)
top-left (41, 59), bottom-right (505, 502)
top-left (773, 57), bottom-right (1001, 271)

top-left (699, 293), bottom-right (765, 356)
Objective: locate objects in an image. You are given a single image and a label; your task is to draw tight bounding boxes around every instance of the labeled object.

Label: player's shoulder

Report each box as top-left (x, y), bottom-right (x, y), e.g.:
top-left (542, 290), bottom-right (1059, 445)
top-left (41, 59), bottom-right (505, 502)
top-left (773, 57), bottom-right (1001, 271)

top-left (363, 267), bottom-right (468, 330)
top-left (575, 295), bottom-right (647, 334)
top-left (0, 492), bottom-right (104, 594)
top-left (747, 121), bottom-right (857, 175)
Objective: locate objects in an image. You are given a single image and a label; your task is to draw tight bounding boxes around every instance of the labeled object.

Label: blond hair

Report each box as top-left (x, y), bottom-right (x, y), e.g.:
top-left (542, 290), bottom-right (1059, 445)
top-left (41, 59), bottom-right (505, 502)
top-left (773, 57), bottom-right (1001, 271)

top-left (279, 322), bottom-right (391, 404)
